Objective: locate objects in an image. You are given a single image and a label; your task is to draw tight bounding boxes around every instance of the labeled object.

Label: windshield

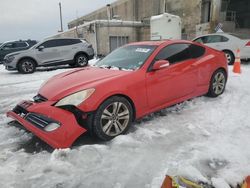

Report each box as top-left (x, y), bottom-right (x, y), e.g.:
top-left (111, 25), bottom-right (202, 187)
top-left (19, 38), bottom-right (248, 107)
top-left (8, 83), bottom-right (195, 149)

top-left (0, 42), bottom-right (8, 49)
top-left (96, 45), bottom-right (156, 70)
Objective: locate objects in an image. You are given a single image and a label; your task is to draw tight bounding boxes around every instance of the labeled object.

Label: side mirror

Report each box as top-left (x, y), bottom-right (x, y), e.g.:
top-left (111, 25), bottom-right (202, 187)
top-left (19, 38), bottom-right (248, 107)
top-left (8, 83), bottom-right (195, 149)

top-left (38, 46), bottom-right (45, 51)
top-left (152, 60), bottom-right (170, 71)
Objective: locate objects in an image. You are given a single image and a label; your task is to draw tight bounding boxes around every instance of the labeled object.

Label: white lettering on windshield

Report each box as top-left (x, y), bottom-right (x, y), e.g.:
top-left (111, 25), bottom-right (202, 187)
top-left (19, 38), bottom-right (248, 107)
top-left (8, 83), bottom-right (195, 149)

top-left (135, 48), bottom-right (151, 53)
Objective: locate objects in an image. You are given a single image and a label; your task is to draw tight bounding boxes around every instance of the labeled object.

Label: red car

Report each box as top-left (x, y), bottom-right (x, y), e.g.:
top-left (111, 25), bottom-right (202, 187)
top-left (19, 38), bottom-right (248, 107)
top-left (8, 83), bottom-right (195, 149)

top-left (7, 40), bottom-right (228, 149)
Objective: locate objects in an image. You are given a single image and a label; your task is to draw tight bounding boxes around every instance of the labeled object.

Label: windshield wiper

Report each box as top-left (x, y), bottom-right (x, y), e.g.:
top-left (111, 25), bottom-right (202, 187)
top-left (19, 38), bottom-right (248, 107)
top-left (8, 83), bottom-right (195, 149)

top-left (99, 65), bottom-right (122, 70)
top-left (99, 65), bottom-right (111, 69)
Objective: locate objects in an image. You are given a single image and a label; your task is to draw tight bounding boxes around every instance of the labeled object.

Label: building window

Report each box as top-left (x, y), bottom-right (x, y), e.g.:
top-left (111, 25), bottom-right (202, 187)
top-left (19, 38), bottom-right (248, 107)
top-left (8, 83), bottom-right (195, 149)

top-left (109, 36), bottom-right (129, 52)
top-left (201, 0), bottom-right (211, 23)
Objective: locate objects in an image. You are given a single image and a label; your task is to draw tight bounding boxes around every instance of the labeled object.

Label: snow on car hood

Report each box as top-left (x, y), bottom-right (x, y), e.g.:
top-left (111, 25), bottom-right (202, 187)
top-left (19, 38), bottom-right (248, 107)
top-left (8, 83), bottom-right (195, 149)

top-left (38, 66), bottom-right (132, 100)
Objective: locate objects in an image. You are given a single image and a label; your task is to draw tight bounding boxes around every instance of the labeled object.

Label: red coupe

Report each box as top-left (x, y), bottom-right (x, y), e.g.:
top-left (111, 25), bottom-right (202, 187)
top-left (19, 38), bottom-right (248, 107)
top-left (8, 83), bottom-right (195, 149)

top-left (7, 40), bottom-right (228, 149)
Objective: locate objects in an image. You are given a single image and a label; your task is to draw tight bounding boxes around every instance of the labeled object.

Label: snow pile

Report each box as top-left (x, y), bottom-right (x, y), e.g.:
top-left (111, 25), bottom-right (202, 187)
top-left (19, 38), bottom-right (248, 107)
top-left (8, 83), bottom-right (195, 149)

top-left (0, 62), bottom-right (250, 188)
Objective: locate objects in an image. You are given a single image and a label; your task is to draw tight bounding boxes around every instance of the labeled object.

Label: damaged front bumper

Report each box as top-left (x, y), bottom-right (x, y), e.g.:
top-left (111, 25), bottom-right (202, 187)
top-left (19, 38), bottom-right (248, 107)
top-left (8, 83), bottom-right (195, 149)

top-left (7, 100), bottom-right (87, 149)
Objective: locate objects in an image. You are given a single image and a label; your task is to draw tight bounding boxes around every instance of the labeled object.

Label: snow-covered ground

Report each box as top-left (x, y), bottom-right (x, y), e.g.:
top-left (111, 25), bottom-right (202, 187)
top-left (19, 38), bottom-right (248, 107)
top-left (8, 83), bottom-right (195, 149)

top-left (0, 61), bottom-right (250, 188)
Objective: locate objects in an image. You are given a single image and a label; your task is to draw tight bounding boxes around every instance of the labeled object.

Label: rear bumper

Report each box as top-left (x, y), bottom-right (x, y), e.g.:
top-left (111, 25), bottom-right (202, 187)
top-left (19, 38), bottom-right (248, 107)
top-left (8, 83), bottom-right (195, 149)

top-left (85, 47), bottom-right (95, 60)
top-left (240, 48), bottom-right (250, 59)
top-left (89, 54), bottom-right (95, 60)
top-left (7, 101), bottom-right (87, 149)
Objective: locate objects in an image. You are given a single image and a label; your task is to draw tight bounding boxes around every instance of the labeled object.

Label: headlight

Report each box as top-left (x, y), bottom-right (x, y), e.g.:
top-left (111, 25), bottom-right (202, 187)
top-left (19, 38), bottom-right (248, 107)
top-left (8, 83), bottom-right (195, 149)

top-left (6, 55), bottom-right (15, 62)
top-left (55, 88), bottom-right (95, 107)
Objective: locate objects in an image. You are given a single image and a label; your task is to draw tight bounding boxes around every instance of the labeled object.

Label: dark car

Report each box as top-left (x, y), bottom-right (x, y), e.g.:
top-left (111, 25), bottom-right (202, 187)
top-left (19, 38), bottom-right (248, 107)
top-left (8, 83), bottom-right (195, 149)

top-left (0, 40), bottom-right (37, 63)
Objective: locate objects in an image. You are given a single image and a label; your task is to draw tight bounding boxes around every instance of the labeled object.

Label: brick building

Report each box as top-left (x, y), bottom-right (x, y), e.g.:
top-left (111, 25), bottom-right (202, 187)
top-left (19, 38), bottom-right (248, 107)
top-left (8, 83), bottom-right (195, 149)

top-left (53, 0), bottom-right (250, 56)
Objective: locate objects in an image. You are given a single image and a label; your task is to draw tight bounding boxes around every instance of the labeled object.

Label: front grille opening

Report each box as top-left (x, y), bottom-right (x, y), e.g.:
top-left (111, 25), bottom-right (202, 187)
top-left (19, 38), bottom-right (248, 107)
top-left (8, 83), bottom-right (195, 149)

top-left (13, 105), bottom-right (28, 116)
top-left (25, 113), bottom-right (59, 130)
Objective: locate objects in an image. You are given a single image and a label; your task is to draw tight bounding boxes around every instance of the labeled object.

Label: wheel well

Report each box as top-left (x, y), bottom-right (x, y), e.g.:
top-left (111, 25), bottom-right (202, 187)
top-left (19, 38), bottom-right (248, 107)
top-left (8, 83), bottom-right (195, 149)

top-left (214, 67), bottom-right (228, 80)
top-left (74, 52), bottom-right (89, 61)
top-left (222, 49), bottom-right (235, 57)
top-left (103, 94), bottom-right (137, 122)
top-left (18, 57), bottom-right (38, 66)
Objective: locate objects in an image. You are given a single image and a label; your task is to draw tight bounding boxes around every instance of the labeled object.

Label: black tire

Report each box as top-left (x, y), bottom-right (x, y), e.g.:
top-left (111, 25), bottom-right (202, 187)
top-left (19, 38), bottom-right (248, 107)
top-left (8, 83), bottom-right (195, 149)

top-left (93, 96), bottom-right (133, 141)
top-left (74, 54), bottom-right (88, 67)
top-left (207, 69), bottom-right (227, 98)
top-left (17, 59), bottom-right (36, 74)
top-left (223, 50), bottom-right (235, 65)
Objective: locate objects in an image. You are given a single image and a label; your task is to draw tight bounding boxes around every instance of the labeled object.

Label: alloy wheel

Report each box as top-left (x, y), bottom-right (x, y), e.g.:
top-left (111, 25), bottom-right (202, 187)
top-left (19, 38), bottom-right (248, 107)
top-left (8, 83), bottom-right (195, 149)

top-left (101, 102), bottom-right (130, 137)
top-left (22, 61), bottom-right (34, 73)
top-left (77, 55), bottom-right (88, 66)
top-left (212, 72), bottom-right (226, 95)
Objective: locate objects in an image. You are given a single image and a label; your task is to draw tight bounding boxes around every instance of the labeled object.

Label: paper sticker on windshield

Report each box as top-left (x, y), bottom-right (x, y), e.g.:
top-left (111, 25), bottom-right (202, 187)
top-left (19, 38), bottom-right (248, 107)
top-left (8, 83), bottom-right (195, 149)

top-left (135, 48), bottom-right (151, 53)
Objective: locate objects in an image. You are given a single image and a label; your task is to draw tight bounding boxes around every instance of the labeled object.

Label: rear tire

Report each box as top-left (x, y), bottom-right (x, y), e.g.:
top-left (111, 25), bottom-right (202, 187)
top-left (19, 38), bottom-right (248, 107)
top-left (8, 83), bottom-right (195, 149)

top-left (17, 59), bottom-right (36, 74)
top-left (93, 96), bottom-right (133, 141)
top-left (207, 69), bottom-right (227, 98)
top-left (223, 50), bottom-right (235, 65)
top-left (74, 54), bottom-right (88, 67)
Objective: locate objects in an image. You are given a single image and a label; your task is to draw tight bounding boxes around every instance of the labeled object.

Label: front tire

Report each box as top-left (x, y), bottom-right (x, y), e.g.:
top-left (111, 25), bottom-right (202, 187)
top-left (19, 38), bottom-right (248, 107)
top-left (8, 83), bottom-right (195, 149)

top-left (17, 59), bottom-right (36, 74)
top-left (93, 96), bottom-right (133, 141)
top-left (74, 54), bottom-right (88, 67)
top-left (207, 69), bottom-right (227, 98)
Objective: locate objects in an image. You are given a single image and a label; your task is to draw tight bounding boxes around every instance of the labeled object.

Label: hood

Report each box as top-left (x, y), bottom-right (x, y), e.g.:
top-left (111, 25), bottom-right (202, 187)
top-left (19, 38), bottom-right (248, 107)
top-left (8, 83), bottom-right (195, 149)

top-left (39, 66), bottom-right (132, 100)
top-left (6, 49), bottom-right (29, 57)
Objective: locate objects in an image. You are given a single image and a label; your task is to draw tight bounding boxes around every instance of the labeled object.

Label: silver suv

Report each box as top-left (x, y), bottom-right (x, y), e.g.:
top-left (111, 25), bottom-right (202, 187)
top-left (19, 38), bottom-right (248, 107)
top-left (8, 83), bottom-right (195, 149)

top-left (3, 38), bottom-right (94, 73)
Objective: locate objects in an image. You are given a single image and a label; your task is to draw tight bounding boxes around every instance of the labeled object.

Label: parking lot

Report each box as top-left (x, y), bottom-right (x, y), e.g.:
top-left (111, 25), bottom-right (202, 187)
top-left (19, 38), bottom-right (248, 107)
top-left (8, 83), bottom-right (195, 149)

top-left (0, 62), bottom-right (250, 187)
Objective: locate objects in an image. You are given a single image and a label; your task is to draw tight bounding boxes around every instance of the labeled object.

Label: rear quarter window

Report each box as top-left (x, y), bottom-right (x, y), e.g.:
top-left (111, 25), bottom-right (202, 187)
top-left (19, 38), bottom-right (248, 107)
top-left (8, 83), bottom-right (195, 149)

top-left (155, 44), bottom-right (191, 64)
top-left (189, 44), bottom-right (206, 58)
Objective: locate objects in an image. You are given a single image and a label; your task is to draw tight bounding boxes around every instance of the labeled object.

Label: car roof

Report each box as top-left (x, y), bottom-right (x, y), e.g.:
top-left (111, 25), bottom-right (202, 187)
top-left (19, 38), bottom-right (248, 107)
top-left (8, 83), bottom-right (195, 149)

top-left (40, 38), bottom-right (84, 44)
top-left (193, 33), bottom-right (233, 39)
top-left (128, 40), bottom-right (193, 46)
top-left (1, 40), bottom-right (36, 44)
top-left (46, 37), bottom-right (82, 40)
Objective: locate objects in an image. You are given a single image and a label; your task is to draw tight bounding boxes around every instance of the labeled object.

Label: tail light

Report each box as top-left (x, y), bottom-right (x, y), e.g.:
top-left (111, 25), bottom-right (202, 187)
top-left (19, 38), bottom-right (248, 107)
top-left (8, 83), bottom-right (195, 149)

top-left (245, 41), bottom-right (250, 46)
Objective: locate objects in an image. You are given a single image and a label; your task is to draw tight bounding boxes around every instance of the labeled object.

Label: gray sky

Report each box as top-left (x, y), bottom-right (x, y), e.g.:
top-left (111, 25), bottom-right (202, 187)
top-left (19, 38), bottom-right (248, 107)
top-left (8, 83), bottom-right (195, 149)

top-left (0, 0), bottom-right (116, 43)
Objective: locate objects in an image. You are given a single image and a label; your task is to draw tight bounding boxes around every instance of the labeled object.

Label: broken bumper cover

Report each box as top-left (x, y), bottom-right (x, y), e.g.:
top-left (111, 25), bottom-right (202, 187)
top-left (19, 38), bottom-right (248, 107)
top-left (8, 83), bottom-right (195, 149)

top-left (7, 100), bottom-right (87, 149)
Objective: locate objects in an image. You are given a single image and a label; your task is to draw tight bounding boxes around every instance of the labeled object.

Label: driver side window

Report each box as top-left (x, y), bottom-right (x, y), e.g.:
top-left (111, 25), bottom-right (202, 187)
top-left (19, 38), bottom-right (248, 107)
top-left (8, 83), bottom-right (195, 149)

top-left (155, 43), bottom-right (191, 65)
top-left (39, 40), bottom-right (58, 48)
